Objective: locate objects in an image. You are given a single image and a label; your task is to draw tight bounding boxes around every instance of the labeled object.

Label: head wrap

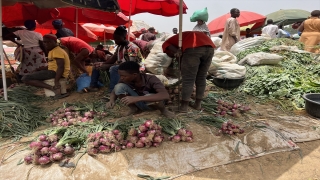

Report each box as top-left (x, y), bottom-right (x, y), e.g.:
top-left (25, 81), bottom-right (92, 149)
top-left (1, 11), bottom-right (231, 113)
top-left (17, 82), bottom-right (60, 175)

top-left (43, 34), bottom-right (57, 41)
top-left (24, 20), bottom-right (36, 30)
top-left (52, 19), bottom-right (63, 26)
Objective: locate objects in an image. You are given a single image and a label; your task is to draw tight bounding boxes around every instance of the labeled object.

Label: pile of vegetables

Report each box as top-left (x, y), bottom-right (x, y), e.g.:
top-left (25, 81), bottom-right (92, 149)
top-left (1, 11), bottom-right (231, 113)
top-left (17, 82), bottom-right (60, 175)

top-left (161, 119), bottom-right (194, 143)
top-left (0, 101), bottom-right (44, 138)
top-left (126, 119), bottom-right (165, 148)
top-left (197, 116), bottom-right (244, 135)
top-left (235, 38), bottom-right (320, 109)
top-left (49, 103), bottom-right (107, 127)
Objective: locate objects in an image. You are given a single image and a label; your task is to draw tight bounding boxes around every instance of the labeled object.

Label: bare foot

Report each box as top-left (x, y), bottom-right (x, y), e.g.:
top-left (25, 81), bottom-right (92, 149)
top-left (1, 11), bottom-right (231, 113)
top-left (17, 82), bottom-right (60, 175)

top-left (161, 108), bottom-right (176, 118)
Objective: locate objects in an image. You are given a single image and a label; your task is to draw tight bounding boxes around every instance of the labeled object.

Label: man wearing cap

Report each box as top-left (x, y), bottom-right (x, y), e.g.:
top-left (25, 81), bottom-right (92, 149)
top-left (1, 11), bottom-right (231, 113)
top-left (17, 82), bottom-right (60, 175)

top-left (52, 19), bottom-right (74, 38)
top-left (22, 34), bottom-right (70, 99)
top-left (141, 27), bottom-right (156, 42)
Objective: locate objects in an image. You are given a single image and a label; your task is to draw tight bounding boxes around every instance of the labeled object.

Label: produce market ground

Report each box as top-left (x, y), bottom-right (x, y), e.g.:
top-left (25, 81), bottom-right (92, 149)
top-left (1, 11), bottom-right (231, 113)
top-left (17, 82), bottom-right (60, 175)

top-left (5, 90), bottom-right (320, 180)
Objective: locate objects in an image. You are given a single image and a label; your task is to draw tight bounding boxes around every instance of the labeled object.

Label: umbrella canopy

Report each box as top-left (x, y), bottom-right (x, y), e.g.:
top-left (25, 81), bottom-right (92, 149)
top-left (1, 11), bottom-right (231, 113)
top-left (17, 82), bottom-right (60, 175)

top-left (2, 2), bottom-right (60, 27)
top-left (118, 0), bottom-right (187, 16)
top-left (208, 11), bottom-right (266, 34)
top-left (266, 9), bottom-right (310, 25)
top-left (82, 23), bottom-right (136, 40)
top-left (55, 7), bottom-right (131, 26)
top-left (36, 21), bottom-right (98, 42)
top-left (2, 0), bottom-right (120, 11)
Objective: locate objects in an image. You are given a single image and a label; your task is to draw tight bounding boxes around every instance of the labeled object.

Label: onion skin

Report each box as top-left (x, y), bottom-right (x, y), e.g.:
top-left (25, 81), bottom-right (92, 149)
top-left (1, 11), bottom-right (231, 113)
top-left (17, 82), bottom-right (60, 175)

top-left (40, 147), bottom-right (49, 155)
top-left (87, 148), bottom-right (98, 156)
top-left (64, 145), bottom-right (74, 155)
top-left (185, 130), bottom-right (193, 137)
top-left (153, 136), bottom-right (163, 143)
top-left (138, 125), bottom-right (148, 133)
top-left (38, 156), bottom-right (51, 165)
top-left (30, 141), bottom-right (42, 150)
top-left (112, 129), bottom-right (120, 135)
top-left (177, 129), bottom-right (186, 136)
top-left (99, 145), bottom-right (111, 153)
top-left (49, 146), bottom-right (59, 154)
top-left (38, 134), bottom-right (47, 141)
top-left (138, 133), bottom-right (146, 138)
top-left (51, 152), bottom-right (63, 161)
top-left (144, 120), bottom-right (153, 128)
top-left (128, 136), bottom-right (138, 143)
top-left (24, 155), bottom-right (33, 164)
top-left (135, 141), bottom-right (145, 148)
top-left (128, 128), bottom-right (137, 136)
top-left (172, 135), bottom-right (181, 143)
top-left (41, 141), bottom-right (50, 147)
top-left (126, 142), bottom-right (135, 149)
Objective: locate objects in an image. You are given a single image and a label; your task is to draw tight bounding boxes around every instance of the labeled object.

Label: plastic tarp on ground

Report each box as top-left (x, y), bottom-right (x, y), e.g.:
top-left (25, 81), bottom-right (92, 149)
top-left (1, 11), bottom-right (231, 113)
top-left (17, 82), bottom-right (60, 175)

top-left (0, 121), bottom-right (299, 180)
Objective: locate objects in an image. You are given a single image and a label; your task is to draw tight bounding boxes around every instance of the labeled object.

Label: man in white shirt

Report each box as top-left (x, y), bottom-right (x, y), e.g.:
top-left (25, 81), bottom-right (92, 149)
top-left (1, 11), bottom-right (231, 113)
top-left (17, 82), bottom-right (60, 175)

top-left (277, 24), bottom-right (291, 38)
top-left (262, 19), bottom-right (278, 38)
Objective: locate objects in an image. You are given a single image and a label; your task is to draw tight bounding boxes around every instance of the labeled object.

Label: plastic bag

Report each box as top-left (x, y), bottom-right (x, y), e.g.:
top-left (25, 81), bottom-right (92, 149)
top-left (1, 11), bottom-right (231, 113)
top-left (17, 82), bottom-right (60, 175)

top-left (238, 52), bottom-right (283, 66)
top-left (190, 7), bottom-right (209, 22)
top-left (145, 41), bottom-right (172, 75)
top-left (211, 37), bottom-right (222, 47)
top-left (230, 35), bottom-right (271, 55)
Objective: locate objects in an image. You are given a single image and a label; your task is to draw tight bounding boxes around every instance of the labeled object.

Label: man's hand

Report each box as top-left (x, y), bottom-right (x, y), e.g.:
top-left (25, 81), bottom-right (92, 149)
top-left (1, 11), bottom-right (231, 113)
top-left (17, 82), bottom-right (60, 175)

top-left (174, 49), bottom-right (182, 57)
top-left (106, 100), bottom-right (115, 109)
top-left (120, 96), bottom-right (140, 106)
top-left (53, 81), bottom-right (61, 89)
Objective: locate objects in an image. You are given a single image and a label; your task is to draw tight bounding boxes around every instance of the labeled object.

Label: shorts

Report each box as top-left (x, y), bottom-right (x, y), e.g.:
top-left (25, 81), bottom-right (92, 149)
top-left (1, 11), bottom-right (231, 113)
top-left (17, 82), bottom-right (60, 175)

top-left (21, 70), bottom-right (56, 81)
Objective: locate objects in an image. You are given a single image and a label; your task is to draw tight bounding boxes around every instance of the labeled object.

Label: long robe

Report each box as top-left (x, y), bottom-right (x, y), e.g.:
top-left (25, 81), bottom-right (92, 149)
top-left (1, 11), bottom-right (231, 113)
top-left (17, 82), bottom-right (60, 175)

top-left (299, 17), bottom-right (320, 53)
top-left (220, 17), bottom-right (240, 51)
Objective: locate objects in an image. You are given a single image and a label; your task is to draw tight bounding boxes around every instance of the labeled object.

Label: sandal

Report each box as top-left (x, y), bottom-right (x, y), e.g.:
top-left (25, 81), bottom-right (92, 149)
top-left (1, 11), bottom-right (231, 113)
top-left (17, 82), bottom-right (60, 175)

top-left (52, 93), bottom-right (69, 100)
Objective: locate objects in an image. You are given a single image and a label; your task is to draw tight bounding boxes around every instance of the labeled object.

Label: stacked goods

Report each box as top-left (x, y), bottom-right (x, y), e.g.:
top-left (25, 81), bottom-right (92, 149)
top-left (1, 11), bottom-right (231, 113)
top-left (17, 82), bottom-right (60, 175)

top-left (161, 119), bottom-right (194, 143)
top-left (236, 38), bottom-right (320, 108)
top-left (197, 116), bottom-right (244, 135)
top-left (24, 127), bottom-right (78, 165)
top-left (126, 120), bottom-right (165, 148)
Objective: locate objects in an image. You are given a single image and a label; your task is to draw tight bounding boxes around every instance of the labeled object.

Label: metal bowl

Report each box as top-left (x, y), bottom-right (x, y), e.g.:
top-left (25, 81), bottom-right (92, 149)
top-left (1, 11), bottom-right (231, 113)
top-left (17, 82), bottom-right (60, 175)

top-left (302, 93), bottom-right (320, 118)
top-left (211, 77), bottom-right (245, 90)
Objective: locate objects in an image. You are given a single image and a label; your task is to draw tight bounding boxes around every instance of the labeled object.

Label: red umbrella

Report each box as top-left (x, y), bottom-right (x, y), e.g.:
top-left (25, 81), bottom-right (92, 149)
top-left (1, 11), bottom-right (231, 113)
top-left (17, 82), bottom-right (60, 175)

top-left (2, 2), bottom-right (60, 27)
top-left (35, 21), bottom-right (98, 43)
top-left (55, 7), bottom-right (131, 26)
top-left (208, 11), bottom-right (266, 34)
top-left (118, 0), bottom-right (187, 17)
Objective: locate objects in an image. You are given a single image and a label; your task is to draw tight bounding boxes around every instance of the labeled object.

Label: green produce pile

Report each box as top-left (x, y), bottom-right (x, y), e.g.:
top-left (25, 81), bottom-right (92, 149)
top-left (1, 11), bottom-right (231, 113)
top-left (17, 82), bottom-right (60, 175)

top-left (236, 38), bottom-right (320, 109)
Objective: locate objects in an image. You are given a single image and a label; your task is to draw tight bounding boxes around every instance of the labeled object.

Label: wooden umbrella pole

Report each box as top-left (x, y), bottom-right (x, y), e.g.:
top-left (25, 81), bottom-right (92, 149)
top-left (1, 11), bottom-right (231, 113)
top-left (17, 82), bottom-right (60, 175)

top-left (177, 0), bottom-right (183, 111)
top-left (127, 0), bottom-right (132, 41)
top-left (0, 0), bottom-right (8, 101)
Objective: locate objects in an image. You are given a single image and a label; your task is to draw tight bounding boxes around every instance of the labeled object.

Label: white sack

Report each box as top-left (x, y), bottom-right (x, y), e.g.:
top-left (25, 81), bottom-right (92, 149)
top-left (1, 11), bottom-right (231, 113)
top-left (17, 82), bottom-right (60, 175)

top-left (145, 41), bottom-right (172, 75)
top-left (238, 52), bottom-right (283, 66)
top-left (230, 35), bottom-right (271, 55)
top-left (211, 37), bottom-right (222, 47)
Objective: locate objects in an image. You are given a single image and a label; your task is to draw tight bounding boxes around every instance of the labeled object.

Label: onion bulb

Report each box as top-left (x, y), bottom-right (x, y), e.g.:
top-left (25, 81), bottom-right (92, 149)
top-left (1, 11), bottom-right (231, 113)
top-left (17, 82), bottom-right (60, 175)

top-left (24, 155), bottom-right (33, 164)
top-left (38, 156), bottom-right (51, 165)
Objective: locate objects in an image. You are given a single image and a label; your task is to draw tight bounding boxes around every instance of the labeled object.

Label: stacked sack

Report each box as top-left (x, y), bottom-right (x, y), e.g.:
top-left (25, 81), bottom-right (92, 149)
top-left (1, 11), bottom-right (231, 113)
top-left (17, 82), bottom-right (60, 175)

top-left (208, 51), bottom-right (246, 79)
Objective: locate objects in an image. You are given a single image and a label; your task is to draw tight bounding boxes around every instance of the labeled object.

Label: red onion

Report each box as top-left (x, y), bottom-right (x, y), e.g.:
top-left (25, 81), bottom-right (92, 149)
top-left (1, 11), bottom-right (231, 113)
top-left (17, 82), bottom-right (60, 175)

top-left (220, 111), bottom-right (226, 116)
top-left (186, 137), bottom-right (193, 142)
top-left (49, 146), bottom-right (59, 154)
top-left (181, 136), bottom-right (187, 142)
top-left (121, 145), bottom-right (126, 150)
top-left (24, 155), bottom-right (33, 164)
top-left (64, 145), bottom-right (74, 155)
top-left (115, 134), bottom-right (123, 141)
top-left (93, 140), bottom-right (100, 147)
top-left (229, 131), bottom-right (234, 135)
top-left (155, 130), bottom-right (162, 136)
top-left (30, 141), bottom-right (42, 150)
top-left (172, 135), bottom-right (181, 143)
top-left (66, 115), bottom-right (73, 120)
top-left (81, 117), bottom-right (88, 122)
top-left (48, 134), bottom-right (58, 142)
top-left (39, 134), bottom-right (47, 141)
top-left (120, 140), bottom-right (128, 145)
top-left (41, 141), bottom-right (50, 147)
top-left (65, 112), bottom-right (72, 116)
top-left (138, 133), bottom-right (146, 138)
top-left (40, 147), bottom-right (49, 155)
top-left (147, 130), bottom-right (156, 136)
top-left (144, 120), bottom-right (153, 128)
top-left (99, 145), bottom-right (111, 153)
top-left (153, 135), bottom-right (163, 143)
top-left (61, 121), bottom-right (69, 127)
top-left (135, 140), bottom-right (145, 148)
top-left (95, 132), bottom-right (103, 139)
top-left (177, 128), bottom-right (186, 136)
top-left (84, 112), bottom-right (93, 117)
top-left (51, 152), bottom-right (63, 161)
top-left (128, 128), bottom-right (137, 136)
top-left (144, 141), bottom-right (152, 148)
top-left (87, 133), bottom-right (96, 141)
top-left (58, 114), bottom-right (65, 119)
top-left (33, 155), bottom-right (40, 165)
top-left (140, 137), bottom-right (148, 143)
top-left (185, 130), bottom-right (193, 137)
top-left (114, 145), bottom-right (121, 151)
top-left (87, 148), bottom-right (98, 156)
top-left (239, 129), bottom-right (245, 134)
top-left (49, 114), bottom-right (54, 118)
top-left (112, 129), bottom-right (120, 135)
top-left (126, 142), bottom-right (135, 148)
top-left (38, 156), bottom-right (51, 165)
top-left (99, 138), bottom-right (107, 145)
top-left (152, 142), bottom-right (160, 147)
top-left (138, 124), bottom-right (148, 133)
top-left (128, 136), bottom-right (138, 143)
top-left (110, 143), bottom-right (115, 149)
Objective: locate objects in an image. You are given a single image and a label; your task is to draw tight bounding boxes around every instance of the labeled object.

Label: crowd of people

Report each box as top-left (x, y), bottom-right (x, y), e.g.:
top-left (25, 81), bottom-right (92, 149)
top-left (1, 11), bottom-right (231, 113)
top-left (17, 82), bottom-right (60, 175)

top-left (6, 8), bottom-right (319, 117)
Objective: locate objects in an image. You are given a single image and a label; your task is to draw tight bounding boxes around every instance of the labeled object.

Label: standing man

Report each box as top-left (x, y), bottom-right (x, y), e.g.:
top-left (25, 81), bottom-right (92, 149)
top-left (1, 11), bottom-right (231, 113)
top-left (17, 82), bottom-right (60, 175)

top-left (21, 34), bottom-right (70, 99)
top-left (52, 19), bottom-right (74, 38)
top-left (172, 28), bottom-right (178, 34)
top-left (142, 27), bottom-right (156, 42)
top-left (220, 8), bottom-right (241, 51)
top-left (262, 19), bottom-right (279, 38)
top-left (162, 31), bottom-right (215, 113)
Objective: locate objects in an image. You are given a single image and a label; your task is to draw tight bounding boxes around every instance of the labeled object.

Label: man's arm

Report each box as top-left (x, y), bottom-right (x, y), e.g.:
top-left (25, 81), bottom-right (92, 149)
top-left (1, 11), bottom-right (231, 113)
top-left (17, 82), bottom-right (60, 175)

top-left (106, 89), bottom-right (118, 108)
top-left (137, 88), bottom-right (169, 102)
top-left (74, 49), bottom-right (90, 74)
top-left (54, 58), bottom-right (65, 88)
top-left (298, 22), bottom-right (305, 32)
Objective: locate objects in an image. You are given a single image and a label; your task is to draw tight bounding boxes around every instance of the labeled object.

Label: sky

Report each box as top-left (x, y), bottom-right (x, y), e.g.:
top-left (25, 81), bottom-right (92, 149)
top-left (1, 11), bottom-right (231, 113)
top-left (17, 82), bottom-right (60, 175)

top-left (131, 0), bottom-right (319, 33)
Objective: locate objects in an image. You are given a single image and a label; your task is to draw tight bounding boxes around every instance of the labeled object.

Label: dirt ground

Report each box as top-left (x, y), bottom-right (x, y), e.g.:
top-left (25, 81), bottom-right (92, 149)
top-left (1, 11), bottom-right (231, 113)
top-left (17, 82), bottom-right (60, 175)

top-left (3, 88), bottom-right (320, 180)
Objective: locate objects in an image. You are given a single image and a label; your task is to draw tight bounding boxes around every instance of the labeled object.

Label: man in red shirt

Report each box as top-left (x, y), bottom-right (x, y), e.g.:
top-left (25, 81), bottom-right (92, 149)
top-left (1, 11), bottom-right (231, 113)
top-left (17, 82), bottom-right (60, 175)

top-left (162, 31), bottom-right (215, 112)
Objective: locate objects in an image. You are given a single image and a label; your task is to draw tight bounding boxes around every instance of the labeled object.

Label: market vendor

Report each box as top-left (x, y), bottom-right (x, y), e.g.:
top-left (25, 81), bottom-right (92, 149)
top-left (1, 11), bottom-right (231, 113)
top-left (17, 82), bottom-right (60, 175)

top-left (141, 27), bottom-right (156, 42)
top-left (21, 34), bottom-right (70, 99)
top-left (106, 61), bottom-right (174, 117)
top-left (298, 10), bottom-right (320, 53)
top-left (162, 31), bottom-right (215, 113)
top-left (87, 26), bottom-right (143, 92)
top-left (59, 37), bottom-right (94, 75)
top-left (262, 19), bottom-right (278, 38)
top-left (193, 20), bottom-right (211, 38)
top-left (52, 19), bottom-right (74, 38)
top-left (220, 8), bottom-right (241, 51)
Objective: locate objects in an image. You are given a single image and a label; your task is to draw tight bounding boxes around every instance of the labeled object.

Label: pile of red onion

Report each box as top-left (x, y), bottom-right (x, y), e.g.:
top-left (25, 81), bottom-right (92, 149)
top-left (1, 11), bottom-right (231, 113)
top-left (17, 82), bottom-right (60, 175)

top-left (126, 120), bottom-right (165, 148)
top-left (49, 107), bottom-right (107, 127)
top-left (218, 120), bottom-right (244, 135)
top-left (24, 134), bottom-right (75, 165)
top-left (86, 129), bottom-right (125, 155)
top-left (168, 128), bottom-right (193, 143)
top-left (216, 100), bottom-right (251, 117)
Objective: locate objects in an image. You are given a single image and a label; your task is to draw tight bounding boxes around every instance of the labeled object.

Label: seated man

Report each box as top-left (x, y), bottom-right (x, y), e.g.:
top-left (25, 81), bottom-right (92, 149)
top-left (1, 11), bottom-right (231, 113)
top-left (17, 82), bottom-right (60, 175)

top-left (106, 61), bottom-right (175, 118)
top-left (96, 44), bottom-right (113, 56)
top-left (22, 34), bottom-right (70, 99)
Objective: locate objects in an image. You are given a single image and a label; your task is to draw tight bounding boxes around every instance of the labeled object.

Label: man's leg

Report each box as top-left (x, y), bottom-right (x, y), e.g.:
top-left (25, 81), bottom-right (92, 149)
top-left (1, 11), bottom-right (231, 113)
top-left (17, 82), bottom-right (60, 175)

top-left (109, 65), bottom-right (120, 92)
top-left (179, 48), bottom-right (202, 112)
top-left (89, 68), bottom-right (100, 88)
top-left (192, 47), bottom-right (215, 110)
